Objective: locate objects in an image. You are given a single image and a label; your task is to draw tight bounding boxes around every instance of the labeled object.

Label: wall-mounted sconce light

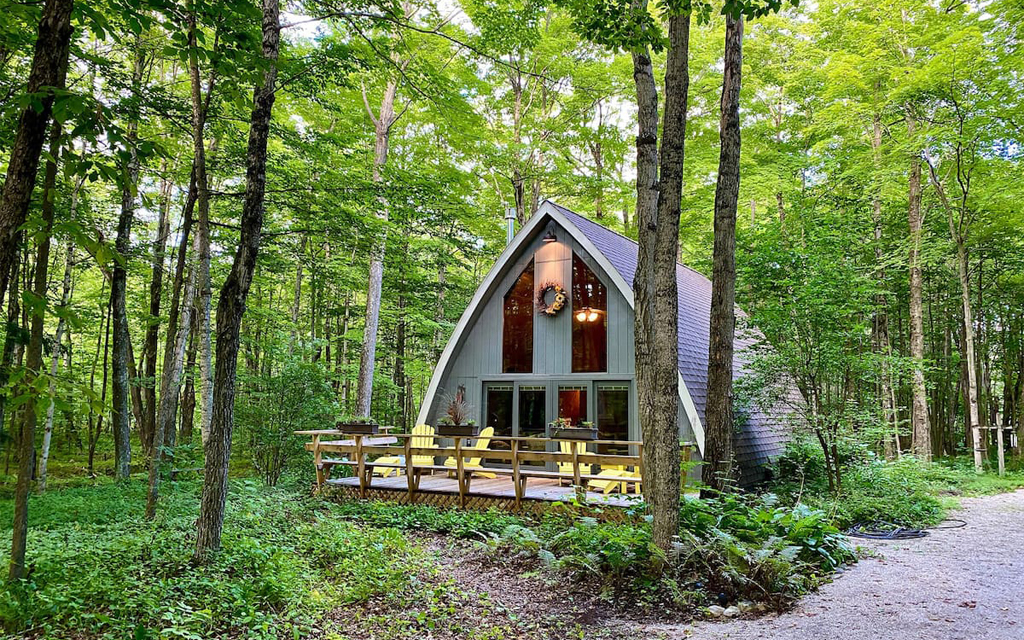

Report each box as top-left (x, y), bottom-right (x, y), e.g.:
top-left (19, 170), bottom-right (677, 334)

top-left (542, 230), bottom-right (557, 243)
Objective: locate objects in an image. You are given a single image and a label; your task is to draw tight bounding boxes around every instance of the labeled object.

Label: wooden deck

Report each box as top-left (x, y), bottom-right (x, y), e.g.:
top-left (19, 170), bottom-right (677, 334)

top-left (297, 428), bottom-right (694, 517)
top-left (325, 473), bottom-right (639, 508)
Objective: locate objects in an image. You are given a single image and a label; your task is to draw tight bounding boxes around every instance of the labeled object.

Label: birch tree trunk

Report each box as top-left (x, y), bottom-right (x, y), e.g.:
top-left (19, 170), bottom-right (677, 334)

top-left (355, 67), bottom-right (404, 417)
top-left (906, 116), bottom-right (931, 460)
top-left (195, 0), bottom-right (279, 558)
top-left (703, 15), bottom-right (744, 493)
top-left (38, 235), bottom-right (76, 493)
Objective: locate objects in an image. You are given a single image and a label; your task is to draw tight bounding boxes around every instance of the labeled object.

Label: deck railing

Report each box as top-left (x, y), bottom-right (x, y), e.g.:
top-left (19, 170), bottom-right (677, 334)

top-left (296, 429), bottom-right (695, 508)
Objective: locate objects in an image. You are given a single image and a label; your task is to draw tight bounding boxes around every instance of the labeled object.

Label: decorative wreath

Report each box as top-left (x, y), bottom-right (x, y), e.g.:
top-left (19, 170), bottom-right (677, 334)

top-left (537, 282), bottom-right (567, 316)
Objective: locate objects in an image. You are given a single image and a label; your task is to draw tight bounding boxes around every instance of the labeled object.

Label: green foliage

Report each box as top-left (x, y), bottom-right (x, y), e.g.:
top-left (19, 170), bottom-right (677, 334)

top-left (487, 497), bottom-right (853, 610)
top-left (771, 440), bottom-right (1024, 528)
top-left (0, 480), bottom-right (423, 639)
top-left (236, 356), bottom-right (338, 486)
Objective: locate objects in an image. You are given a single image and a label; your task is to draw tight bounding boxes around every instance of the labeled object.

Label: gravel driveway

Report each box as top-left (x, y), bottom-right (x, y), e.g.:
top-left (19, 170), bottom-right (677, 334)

top-left (637, 490), bottom-right (1024, 640)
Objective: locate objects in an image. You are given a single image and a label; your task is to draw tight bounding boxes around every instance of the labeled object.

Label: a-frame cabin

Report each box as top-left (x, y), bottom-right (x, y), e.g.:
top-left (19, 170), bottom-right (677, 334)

top-left (416, 201), bottom-right (791, 486)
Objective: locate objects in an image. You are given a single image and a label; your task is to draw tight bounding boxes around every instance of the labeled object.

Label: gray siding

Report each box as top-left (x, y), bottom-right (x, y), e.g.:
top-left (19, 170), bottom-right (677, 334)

top-left (425, 220), bottom-right (636, 430)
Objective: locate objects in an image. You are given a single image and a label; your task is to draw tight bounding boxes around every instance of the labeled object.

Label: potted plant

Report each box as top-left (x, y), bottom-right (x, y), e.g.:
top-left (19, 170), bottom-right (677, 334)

top-left (436, 386), bottom-right (480, 437)
top-left (550, 417), bottom-right (598, 440)
top-left (336, 416), bottom-right (379, 435)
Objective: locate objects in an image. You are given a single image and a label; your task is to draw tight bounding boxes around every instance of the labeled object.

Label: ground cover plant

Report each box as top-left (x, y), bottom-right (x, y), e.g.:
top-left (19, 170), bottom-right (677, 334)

top-left (771, 439), bottom-right (1024, 528)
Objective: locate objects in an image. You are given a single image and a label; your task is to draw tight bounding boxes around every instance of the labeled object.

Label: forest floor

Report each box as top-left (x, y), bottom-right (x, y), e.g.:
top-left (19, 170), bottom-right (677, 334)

top-left (631, 489), bottom-right (1024, 640)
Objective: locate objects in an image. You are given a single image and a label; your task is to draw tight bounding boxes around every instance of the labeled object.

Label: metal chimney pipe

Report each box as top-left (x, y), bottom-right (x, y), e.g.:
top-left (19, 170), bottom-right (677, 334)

top-left (504, 207), bottom-right (516, 245)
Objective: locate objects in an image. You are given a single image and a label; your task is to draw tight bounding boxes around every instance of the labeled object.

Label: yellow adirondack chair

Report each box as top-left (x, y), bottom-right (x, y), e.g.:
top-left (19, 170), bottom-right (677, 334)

top-left (443, 427), bottom-right (496, 479)
top-left (373, 424), bottom-right (438, 477)
top-left (588, 465), bottom-right (641, 494)
top-left (557, 440), bottom-right (592, 483)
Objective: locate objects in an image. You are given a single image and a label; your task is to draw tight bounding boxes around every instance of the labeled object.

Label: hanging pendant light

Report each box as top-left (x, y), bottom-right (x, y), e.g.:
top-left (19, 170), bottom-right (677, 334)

top-left (575, 307), bottom-right (588, 322)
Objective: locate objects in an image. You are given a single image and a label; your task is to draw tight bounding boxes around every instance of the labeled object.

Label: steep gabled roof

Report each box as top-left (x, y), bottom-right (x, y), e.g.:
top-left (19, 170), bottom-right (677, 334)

top-left (549, 202), bottom-right (790, 486)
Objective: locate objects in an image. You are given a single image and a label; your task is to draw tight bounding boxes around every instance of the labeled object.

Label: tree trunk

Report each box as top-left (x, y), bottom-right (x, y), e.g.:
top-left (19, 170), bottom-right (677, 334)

top-left (871, 110), bottom-right (897, 458)
top-left (290, 234), bottom-right (305, 354)
top-left (0, 237), bottom-right (22, 452)
top-left (906, 116), bottom-right (931, 460)
top-left (88, 289), bottom-right (110, 476)
top-left (179, 304), bottom-right (200, 443)
top-left (110, 40), bottom-right (145, 481)
top-left (194, 0), bottom-right (279, 559)
top-left (0, 0), bottom-right (74, 309)
top-left (355, 70), bottom-right (403, 417)
top-left (926, 160), bottom-right (982, 471)
top-left (632, 4), bottom-right (690, 553)
top-left (142, 163), bottom-right (174, 452)
top-left (38, 234), bottom-right (76, 493)
top-left (703, 15), bottom-right (743, 494)
top-left (8, 56), bottom-right (68, 578)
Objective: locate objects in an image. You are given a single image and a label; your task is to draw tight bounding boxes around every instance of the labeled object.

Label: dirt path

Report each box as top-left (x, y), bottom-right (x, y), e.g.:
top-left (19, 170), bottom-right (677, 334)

top-left (638, 490), bottom-right (1024, 640)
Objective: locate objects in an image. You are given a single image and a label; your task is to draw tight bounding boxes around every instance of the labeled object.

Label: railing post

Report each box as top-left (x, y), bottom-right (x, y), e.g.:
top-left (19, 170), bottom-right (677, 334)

top-left (313, 434), bottom-right (323, 488)
top-left (355, 434), bottom-right (367, 498)
top-left (511, 438), bottom-right (522, 507)
top-left (455, 436), bottom-right (466, 507)
top-left (404, 433), bottom-right (415, 500)
top-left (571, 440), bottom-right (585, 502)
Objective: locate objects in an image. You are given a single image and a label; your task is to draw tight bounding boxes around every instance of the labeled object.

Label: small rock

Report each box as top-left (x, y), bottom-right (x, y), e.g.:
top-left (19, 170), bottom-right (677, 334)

top-left (707, 605), bottom-right (726, 618)
top-left (724, 606), bottom-right (741, 618)
top-left (737, 600), bottom-right (755, 613)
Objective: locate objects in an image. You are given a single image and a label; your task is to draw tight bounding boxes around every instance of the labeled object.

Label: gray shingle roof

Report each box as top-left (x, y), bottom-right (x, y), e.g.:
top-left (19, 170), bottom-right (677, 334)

top-left (550, 202), bottom-right (792, 486)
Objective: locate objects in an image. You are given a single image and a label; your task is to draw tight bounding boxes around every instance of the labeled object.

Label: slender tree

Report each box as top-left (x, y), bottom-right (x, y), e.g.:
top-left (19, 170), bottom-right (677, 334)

top-left (110, 39), bottom-right (146, 480)
top-left (195, 0), bottom-right (280, 558)
top-left (629, 2), bottom-right (690, 552)
top-left (703, 13), bottom-right (744, 494)
top-left (906, 115), bottom-right (931, 460)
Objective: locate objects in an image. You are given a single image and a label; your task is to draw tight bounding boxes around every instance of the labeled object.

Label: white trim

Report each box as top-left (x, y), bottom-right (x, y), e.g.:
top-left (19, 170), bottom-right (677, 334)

top-left (415, 201), bottom-right (706, 454)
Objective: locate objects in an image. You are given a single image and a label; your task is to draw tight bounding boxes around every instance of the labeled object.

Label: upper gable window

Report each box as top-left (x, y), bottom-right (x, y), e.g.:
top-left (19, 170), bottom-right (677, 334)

top-left (572, 253), bottom-right (607, 372)
top-left (503, 259), bottom-right (535, 373)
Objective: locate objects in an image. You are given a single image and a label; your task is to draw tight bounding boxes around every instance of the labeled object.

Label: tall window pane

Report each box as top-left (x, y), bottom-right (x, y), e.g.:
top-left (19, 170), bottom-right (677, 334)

top-left (572, 253), bottom-right (607, 372)
top-left (503, 260), bottom-right (534, 373)
top-left (597, 385), bottom-right (629, 456)
top-left (519, 386), bottom-right (546, 463)
top-left (485, 384), bottom-right (513, 463)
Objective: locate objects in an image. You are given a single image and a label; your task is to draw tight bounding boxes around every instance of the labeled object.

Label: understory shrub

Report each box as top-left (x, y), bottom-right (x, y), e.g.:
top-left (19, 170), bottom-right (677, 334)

top-left (496, 495), bottom-right (854, 611)
top-left (772, 439), bottom-right (1024, 528)
top-left (236, 358), bottom-right (338, 486)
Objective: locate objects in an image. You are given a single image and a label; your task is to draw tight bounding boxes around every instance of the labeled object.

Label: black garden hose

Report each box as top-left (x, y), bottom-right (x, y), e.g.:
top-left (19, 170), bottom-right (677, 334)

top-left (846, 518), bottom-right (966, 540)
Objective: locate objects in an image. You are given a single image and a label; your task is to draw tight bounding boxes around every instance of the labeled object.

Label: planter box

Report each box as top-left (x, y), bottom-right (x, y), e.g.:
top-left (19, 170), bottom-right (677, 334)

top-left (337, 422), bottom-right (379, 435)
top-left (436, 424), bottom-right (481, 437)
top-left (552, 427), bottom-right (598, 441)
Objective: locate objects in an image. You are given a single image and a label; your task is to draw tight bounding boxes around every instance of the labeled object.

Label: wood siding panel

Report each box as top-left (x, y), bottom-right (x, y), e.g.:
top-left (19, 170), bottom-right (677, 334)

top-left (429, 221), bottom-right (636, 427)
